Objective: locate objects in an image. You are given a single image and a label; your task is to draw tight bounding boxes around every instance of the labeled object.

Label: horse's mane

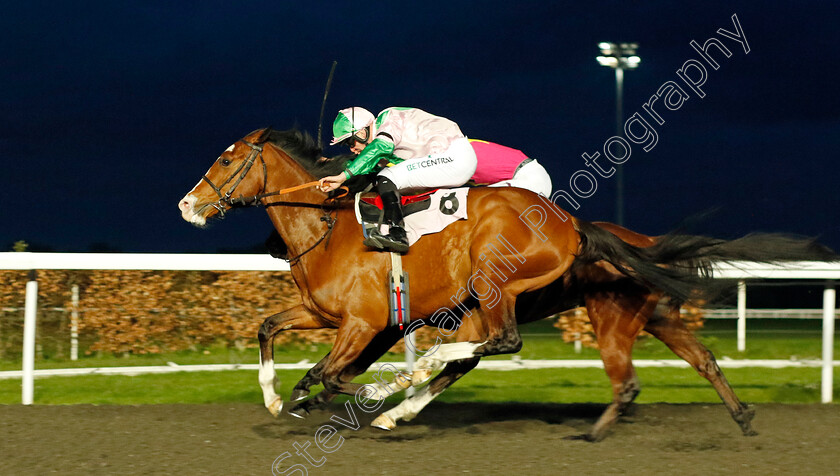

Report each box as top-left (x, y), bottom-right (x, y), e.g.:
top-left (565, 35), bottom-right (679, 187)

top-left (256, 128), bottom-right (352, 179)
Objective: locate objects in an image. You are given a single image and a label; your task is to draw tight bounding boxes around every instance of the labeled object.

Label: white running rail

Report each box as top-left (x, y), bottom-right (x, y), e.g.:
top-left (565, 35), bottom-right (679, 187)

top-left (1, 253), bottom-right (837, 403)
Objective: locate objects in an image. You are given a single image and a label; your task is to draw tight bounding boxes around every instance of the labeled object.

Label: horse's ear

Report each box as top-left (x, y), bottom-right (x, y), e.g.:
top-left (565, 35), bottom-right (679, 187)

top-left (256, 127), bottom-right (273, 144)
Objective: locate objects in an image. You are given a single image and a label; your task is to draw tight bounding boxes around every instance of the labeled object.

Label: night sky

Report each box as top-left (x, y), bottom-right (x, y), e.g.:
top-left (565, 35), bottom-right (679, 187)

top-left (3, 2), bottom-right (839, 253)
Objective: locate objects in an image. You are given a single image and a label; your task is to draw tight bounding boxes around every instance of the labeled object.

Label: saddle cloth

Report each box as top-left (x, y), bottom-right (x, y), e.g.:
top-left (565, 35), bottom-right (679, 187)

top-left (354, 188), bottom-right (470, 247)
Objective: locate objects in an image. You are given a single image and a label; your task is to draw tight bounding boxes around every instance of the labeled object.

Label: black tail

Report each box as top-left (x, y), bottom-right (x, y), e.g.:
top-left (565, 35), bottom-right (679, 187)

top-left (655, 232), bottom-right (837, 264)
top-left (575, 220), bottom-right (838, 304)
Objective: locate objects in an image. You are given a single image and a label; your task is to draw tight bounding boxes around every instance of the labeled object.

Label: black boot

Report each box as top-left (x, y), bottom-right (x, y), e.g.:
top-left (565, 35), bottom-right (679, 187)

top-left (363, 177), bottom-right (409, 253)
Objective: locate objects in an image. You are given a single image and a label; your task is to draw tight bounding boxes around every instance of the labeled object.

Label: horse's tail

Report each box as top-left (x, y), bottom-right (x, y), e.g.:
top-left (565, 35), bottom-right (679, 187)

top-left (653, 232), bottom-right (838, 264)
top-left (574, 219), bottom-right (838, 303)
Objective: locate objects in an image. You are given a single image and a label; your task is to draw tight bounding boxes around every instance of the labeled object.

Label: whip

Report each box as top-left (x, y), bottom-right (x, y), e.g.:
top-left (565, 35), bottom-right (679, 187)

top-left (316, 61), bottom-right (338, 147)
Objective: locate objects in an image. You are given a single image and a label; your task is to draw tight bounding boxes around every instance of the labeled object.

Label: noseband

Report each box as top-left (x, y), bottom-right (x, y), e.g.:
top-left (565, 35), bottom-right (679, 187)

top-left (201, 140), bottom-right (268, 217)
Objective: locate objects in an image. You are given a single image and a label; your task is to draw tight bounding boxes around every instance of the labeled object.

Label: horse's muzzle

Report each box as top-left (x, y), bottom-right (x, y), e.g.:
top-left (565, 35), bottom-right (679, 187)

top-left (179, 194), bottom-right (207, 226)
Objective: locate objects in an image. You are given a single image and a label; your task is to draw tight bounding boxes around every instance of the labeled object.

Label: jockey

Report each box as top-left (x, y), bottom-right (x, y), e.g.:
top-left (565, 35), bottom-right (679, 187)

top-left (319, 106), bottom-right (477, 253)
top-left (468, 139), bottom-right (553, 197)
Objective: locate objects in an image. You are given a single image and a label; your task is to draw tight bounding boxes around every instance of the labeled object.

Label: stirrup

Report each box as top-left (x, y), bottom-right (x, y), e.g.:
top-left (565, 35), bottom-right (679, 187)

top-left (363, 230), bottom-right (386, 250)
top-left (364, 229), bottom-right (409, 253)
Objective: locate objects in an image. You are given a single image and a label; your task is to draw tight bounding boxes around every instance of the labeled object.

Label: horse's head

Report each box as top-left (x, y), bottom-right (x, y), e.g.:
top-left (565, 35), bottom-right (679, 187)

top-left (179, 128), bottom-right (272, 227)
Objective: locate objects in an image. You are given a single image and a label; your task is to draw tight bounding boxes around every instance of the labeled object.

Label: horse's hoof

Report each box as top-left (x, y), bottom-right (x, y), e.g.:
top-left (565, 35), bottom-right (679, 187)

top-left (411, 368), bottom-right (433, 386)
top-left (266, 397), bottom-right (284, 417)
top-left (290, 388), bottom-right (310, 402)
top-left (395, 372), bottom-right (413, 389)
top-left (288, 406), bottom-right (309, 419)
top-left (563, 433), bottom-right (597, 442)
top-left (288, 401), bottom-right (310, 419)
top-left (371, 414), bottom-right (396, 431)
top-left (741, 405), bottom-right (756, 420)
top-left (736, 405), bottom-right (757, 436)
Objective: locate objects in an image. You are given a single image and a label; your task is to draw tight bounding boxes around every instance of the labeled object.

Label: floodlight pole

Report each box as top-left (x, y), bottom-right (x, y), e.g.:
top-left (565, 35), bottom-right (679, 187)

top-left (597, 42), bottom-right (639, 226)
top-left (615, 66), bottom-right (624, 226)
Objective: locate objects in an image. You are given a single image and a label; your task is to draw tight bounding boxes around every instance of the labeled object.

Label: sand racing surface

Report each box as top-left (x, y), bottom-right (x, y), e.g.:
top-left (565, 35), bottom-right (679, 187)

top-left (1, 402), bottom-right (838, 474)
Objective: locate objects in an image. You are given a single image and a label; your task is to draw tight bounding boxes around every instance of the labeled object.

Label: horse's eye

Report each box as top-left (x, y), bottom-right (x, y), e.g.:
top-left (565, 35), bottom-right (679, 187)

top-left (220, 158), bottom-right (232, 167)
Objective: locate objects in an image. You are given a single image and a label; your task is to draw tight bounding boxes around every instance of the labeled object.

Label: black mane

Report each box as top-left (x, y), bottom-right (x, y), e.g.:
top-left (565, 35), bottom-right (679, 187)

top-left (256, 128), bottom-right (351, 179)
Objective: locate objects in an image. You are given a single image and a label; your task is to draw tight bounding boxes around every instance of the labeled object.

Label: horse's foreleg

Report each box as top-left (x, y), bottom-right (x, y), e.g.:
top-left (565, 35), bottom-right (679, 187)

top-left (644, 303), bottom-right (758, 436)
top-left (290, 352), bottom-right (330, 402)
top-left (289, 362), bottom-right (388, 419)
top-left (316, 317), bottom-right (379, 392)
top-left (258, 305), bottom-right (331, 417)
top-left (290, 332), bottom-right (396, 408)
top-left (289, 321), bottom-right (399, 418)
top-left (289, 364), bottom-right (373, 419)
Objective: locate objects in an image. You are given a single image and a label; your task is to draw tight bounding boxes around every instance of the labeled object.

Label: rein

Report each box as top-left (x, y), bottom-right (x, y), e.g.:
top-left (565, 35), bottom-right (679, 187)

top-left (202, 136), bottom-right (345, 265)
top-left (228, 180), bottom-right (321, 207)
top-left (286, 214), bottom-right (336, 266)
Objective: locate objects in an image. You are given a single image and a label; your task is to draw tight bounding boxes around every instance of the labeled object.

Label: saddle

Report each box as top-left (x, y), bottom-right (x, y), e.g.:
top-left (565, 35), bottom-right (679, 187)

top-left (353, 188), bottom-right (470, 248)
top-left (357, 189), bottom-right (436, 223)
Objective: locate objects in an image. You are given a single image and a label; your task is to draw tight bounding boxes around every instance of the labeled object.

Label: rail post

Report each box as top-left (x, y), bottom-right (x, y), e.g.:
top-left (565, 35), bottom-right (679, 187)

top-left (22, 270), bottom-right (38, 405)
top-left (71, 284), bottom-right (79, 361)
top-left (405, 334), bottom-right (415, 397)
top-left (737, 280), bottom-right (747, 352)
top-left (822, 280), bottom-right (835, 403)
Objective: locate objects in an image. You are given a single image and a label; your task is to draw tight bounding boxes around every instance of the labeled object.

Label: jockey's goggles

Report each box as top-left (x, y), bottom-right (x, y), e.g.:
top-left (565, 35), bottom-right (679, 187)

top-left (340, 127), bottom-right (369, 147)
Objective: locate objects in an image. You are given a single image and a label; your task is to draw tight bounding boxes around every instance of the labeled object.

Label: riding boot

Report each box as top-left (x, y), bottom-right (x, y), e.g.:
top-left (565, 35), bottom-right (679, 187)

top-left (363, 177), bottom-right (410, 253)
top-left (380, 188), bottom-right (409, 252)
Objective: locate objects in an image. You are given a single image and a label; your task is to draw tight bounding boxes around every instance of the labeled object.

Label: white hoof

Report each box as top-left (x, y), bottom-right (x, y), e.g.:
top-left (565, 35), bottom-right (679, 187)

top-left (395, 372), bottom-right (413, 389)
top-left (371, 414), bottom-right (396, 431)
top-left (267, 397), bottom-right (284, 417)
top-left (411, 368), bottom-right (433, 386)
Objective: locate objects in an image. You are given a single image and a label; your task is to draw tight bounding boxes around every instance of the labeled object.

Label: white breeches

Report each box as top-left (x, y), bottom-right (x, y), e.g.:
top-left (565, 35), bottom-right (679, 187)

top-left (379, 137), bottom-right (478, 191)
top-left (487, 159), bottom-right (552, 197)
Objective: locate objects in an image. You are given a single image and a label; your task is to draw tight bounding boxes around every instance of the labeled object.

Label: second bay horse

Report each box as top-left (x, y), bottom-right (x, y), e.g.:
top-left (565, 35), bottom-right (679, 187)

top-left (372, 222), bottom-right (758, 441)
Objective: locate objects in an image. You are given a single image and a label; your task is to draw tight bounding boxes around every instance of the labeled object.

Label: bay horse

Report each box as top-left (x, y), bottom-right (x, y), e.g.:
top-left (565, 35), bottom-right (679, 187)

top-left (289, 219), bottom-right (836, 441)
top-left (370, 222), bottom-right (758, 441)
top-left (178, 128), bottom-right (835, 436)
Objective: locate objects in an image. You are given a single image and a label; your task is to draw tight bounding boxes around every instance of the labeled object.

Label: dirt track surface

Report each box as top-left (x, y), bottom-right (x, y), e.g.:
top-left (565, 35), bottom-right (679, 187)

top-left (1, 402), bottom-right (838, 475)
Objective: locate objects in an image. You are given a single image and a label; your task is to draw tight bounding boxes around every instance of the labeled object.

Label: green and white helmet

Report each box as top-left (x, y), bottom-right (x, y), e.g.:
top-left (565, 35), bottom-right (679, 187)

top-left (331, 107), bottom-right (375, 145)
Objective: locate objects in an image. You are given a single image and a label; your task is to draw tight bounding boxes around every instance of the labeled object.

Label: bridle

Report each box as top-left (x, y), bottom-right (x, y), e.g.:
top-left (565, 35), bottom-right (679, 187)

top-left (200, 135), bottom-right (338, 265)
top-left (201, 139), bottom-right (268, 216)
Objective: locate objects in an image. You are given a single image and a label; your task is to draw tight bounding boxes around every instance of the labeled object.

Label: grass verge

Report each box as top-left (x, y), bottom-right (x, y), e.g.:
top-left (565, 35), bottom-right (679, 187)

top-left (0, 367), bottom-right (836, 405)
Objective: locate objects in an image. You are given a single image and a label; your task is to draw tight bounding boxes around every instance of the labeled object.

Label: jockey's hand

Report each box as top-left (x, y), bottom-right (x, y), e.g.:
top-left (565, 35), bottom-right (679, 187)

top-left (319, 173), bottom-right (347, 193)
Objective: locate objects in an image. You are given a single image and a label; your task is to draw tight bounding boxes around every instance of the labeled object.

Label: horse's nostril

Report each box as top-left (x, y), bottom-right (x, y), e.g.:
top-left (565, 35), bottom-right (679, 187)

top-left (179, 200), bottom-right (191, 212)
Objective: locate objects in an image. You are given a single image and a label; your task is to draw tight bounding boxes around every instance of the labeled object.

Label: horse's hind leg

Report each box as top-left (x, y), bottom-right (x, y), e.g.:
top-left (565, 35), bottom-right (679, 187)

top-left (407, 294), bottom-right (520, 385)
top-left (575, 291), bottom-right (651, 442)
top-left (644, 303), bottom-right (758, 436)
top-left (372, 316), bottom-right (486, 430)
top-left (372, 357), bottom-right (481, 430)
top-left (258, 305), bottom-right (331, 417)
